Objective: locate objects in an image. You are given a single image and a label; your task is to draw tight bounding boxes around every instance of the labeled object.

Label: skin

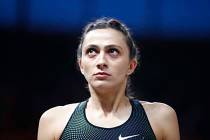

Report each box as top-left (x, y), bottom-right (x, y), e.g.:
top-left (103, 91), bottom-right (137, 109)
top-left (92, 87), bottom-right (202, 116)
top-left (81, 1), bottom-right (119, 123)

top-left (37, 28), bottom-right (180, 140)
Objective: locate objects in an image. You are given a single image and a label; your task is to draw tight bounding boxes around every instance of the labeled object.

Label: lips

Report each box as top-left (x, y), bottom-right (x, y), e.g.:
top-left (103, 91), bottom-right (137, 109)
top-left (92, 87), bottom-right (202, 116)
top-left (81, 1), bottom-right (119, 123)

top-left (94, 72), bottom-right (111, 76)
top-left (93, 72), bottom-right (111, 79)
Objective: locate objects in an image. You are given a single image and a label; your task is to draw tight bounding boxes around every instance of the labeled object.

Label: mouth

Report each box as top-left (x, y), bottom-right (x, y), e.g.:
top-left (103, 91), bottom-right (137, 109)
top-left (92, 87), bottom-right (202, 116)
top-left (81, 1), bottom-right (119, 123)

top-left (93, 72), bottom-right (111, 79)
top-left (94, 72), bottom-right (111, 76)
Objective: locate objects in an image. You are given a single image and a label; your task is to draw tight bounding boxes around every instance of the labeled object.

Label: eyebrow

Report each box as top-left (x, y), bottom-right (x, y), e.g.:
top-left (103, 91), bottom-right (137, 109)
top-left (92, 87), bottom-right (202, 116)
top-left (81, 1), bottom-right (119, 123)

top-left (105, 45), bottom-right (123, 51)
top-left (84, 44), bottom-right (98, 49)
top-left (84, 44), bottom-right (123, 51)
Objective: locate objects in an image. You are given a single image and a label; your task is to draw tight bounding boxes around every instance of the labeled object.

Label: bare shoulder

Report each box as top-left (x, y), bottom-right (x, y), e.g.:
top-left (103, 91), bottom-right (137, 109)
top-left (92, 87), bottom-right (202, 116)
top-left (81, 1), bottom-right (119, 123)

top-left (40, 103), bottom-right (79, 121)
top-left (37, 103), bottom-right (79, 140)
top-left (140, 101), bottom-right (180, 140)
top-left (140, 101), bottom-right (177, 117)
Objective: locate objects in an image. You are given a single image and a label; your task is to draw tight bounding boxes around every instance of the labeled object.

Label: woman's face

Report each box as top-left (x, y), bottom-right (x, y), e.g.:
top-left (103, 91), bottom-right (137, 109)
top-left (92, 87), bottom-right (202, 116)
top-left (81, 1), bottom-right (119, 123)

top-left (79, 28), bottom-right (137, 90)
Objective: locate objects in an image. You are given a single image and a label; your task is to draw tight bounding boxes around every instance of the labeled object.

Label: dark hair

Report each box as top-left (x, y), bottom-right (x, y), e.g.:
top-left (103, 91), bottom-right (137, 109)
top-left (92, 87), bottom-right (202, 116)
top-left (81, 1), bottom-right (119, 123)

top-left (77, 17), bottom-right (140, 97)
top-left (77, 17), bottom-right (139, 62)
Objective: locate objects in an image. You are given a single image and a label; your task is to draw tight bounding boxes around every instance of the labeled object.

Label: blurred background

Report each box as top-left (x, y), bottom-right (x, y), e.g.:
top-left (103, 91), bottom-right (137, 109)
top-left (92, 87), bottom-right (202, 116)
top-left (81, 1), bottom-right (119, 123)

top-left (0, 0), bottom-right (210, 139)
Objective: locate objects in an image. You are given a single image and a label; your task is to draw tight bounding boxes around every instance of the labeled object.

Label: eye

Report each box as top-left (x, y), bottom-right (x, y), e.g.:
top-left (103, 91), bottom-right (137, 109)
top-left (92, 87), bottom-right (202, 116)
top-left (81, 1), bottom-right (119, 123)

top-left (86, 48), bottom-right (98, 57)
top-left (108, 48), bottom-right (120, 57)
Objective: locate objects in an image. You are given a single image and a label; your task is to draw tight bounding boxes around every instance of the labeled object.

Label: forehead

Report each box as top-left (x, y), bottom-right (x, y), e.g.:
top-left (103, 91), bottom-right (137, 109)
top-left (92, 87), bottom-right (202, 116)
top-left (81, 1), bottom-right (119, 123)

top-left (82, 28), bottom-right (127, 48)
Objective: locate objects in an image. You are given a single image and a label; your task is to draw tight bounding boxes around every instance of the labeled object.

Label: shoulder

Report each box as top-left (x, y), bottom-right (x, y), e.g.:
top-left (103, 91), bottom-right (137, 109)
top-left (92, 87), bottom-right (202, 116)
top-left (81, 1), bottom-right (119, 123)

top-left (140, 101), bottom-right (177, 118)
top-left (140, 101), bottom-right (180, 140)
top-left (40, 103), bottom-right (79, 120)
top-left (37, 103), bottom-right (79, 140)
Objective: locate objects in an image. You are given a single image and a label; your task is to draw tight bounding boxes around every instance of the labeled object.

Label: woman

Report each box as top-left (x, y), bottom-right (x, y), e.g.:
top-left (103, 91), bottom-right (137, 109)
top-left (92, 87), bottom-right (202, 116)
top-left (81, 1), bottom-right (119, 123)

top-left (37, 18), bottom-right (180, 140)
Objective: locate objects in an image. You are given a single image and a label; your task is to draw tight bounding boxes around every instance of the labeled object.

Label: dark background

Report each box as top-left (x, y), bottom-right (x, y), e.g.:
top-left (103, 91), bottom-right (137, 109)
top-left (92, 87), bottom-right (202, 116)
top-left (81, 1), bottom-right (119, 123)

top-left (0, 0), bottom-right (210, 140)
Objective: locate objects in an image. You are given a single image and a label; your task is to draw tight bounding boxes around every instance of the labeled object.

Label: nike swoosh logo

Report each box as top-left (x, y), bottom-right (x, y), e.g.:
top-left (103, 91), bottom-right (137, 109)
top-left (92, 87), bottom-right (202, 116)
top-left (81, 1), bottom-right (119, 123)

top-left (118, 134), bottom-right (141, 140)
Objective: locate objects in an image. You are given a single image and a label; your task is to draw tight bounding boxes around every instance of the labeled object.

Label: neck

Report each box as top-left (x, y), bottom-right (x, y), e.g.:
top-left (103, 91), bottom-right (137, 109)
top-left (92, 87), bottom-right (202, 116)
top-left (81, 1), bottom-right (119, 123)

top-left (87, 83), bottom-right (130, 114)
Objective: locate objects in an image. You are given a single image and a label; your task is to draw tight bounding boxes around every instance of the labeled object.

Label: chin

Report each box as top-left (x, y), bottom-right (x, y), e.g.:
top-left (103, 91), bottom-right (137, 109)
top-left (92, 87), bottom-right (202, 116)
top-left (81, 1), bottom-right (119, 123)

top-left (91, 81), bottom-right (115, 90)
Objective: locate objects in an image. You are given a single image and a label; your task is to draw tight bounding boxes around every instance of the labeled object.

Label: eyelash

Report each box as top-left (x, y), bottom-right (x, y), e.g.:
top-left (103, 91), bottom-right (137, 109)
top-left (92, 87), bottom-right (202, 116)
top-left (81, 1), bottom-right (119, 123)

top-left (87, 48), bottom-right (97, 53)
top-left (86, 48), bottom-right (98, 57)
top-left (108, 48), bottom-right (119, 54)
top-left (85, 47), bottom-right (120, 57)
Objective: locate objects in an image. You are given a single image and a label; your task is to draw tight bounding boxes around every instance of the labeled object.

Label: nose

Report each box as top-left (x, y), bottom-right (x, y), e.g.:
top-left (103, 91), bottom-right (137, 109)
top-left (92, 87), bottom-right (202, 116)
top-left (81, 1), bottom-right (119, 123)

top-left (96, 52), bottom-right (107, 70)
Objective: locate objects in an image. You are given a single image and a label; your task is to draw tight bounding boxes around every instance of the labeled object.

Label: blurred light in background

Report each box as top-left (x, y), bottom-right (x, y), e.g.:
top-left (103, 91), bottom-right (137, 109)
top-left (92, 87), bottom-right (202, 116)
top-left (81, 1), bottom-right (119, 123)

top-left (0, 0), bottom-right (210, 38)
top-left (0, 0), bottom-right (17, 27)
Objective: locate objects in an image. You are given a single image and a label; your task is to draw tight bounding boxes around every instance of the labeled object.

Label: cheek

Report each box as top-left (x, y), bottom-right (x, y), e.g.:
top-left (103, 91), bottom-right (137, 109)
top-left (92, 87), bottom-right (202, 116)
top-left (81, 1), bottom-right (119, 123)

top-left (112, 60), bottom-right (130, 75)
top-left (80, 65), bottom-right (91, 82)
top-left (81, 59), bottom-right (93, 76)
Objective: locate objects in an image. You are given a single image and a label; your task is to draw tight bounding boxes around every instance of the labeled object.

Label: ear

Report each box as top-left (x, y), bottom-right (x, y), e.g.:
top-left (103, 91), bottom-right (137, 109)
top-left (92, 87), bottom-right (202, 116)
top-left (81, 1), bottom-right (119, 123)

top-left (127, 58), bottom-right (137, 75)
top-left (77, 58), bottom-right (84, 75)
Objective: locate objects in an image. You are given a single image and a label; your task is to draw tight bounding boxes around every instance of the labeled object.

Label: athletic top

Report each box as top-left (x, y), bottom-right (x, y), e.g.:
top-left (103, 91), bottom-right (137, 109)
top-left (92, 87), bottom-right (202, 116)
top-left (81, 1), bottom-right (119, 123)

top-left (60, 99), bottom-right (156, 140)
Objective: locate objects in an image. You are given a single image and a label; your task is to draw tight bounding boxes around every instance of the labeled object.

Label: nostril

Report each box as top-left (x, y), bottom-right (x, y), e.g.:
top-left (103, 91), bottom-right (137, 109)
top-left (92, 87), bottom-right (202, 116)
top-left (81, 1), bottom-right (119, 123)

top-left (97, 63), bottom-right (107, 70)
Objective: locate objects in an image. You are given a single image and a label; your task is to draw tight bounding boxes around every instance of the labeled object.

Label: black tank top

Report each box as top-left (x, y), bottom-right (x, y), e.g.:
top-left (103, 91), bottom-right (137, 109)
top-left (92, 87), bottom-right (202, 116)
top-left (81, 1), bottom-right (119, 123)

top-left (60, 99), bottom-right (156, 140)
